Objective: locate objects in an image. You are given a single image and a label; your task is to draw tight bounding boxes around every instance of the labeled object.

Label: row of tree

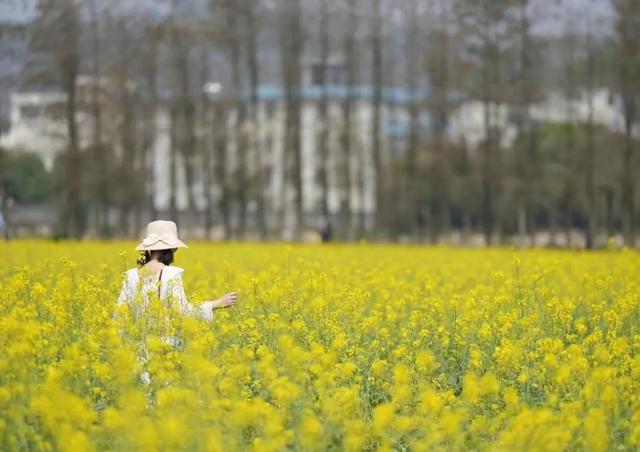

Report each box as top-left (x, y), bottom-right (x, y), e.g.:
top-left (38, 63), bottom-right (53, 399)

top-left (5, 0), bottom-right (640, 246)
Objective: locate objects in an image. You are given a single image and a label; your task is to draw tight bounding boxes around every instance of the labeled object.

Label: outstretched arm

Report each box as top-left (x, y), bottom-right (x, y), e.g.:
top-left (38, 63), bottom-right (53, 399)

top-left (169, 275), bottom-right (238, 321)
top-left (198, 293), bottom-right (239, 318)
top-left (210, 292), bottom-right (238, 310)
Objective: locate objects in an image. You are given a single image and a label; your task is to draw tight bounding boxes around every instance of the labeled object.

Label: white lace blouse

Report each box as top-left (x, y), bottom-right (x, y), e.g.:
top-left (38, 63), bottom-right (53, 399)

top-left (117, 265), bottom-right (214, 321)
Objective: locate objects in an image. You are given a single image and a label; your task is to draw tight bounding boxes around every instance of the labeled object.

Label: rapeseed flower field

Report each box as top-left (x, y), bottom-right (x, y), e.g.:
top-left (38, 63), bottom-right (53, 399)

top-left (1, 241), bottom-right (639, 451)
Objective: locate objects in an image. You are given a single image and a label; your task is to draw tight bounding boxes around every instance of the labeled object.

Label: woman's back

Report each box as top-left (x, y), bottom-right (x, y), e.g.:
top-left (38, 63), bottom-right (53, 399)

top-left (118, 265), bottom-right (199, 318)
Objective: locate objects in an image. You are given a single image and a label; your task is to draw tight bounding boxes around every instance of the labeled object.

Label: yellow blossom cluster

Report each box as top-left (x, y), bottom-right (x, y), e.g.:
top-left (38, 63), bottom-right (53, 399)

top-left (1, 241), bottom-right (639, 451)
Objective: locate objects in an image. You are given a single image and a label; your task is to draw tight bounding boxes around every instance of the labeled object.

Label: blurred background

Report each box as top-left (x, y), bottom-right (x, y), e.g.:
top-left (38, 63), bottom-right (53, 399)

top-left (0, 0), bottom-right (638, 247)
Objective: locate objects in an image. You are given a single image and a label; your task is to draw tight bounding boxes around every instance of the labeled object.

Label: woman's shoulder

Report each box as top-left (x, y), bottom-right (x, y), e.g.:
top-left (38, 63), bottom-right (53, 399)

top-left (124, 268), bottom-right (138, 278)
top-left (121, 266), bottom-right (184, 282)
top-left (162, 266), bottom-right (185, 280)
top-left (119, 268), bottom-right (138, 287)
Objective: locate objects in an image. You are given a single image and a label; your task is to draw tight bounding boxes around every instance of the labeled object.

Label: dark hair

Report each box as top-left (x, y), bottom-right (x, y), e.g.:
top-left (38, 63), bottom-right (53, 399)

top-left (137, 248), bottom-right (176, 266)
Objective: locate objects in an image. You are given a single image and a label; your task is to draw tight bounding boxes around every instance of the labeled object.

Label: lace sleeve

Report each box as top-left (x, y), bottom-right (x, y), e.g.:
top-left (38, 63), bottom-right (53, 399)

top-left (117, 277), bottom-right (129, 306)
top-left (114, 273), bottom-right (130, 322)
top-left (169, 274), bottom-right (214, 321)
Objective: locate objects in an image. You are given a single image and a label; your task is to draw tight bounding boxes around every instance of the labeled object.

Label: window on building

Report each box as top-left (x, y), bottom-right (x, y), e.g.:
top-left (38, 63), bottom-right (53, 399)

top-left (20, 105), bottom-right (40, 119)
top-left (45, 102), bottom-right (65, 120)
top-left (329, 65), bottom-right (344, 85)
top-left (311, 64), bottom-right (325, 86)
top-left (262, 166), bottom-right (273, 186)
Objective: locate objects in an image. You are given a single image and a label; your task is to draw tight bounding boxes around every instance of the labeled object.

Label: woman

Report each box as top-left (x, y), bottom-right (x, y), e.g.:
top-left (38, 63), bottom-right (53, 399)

top-left (117, 220), bottom-right (238, 384)
top-left (118, 220), bottom-right (238, 318)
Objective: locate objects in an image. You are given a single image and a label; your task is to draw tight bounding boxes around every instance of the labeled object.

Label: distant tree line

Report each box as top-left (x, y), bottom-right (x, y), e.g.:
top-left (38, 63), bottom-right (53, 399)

top-left (2, 0), bottom-right (639, 247)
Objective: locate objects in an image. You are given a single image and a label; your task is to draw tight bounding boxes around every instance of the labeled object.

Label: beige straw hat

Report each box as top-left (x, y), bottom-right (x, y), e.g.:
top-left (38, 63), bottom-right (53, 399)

top-left (135, 220), bottom-right (188, 251)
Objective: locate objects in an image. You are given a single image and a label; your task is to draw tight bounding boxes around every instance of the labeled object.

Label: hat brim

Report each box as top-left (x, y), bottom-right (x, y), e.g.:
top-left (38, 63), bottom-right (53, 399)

top-left (135, 239), bottom-right (188, 251)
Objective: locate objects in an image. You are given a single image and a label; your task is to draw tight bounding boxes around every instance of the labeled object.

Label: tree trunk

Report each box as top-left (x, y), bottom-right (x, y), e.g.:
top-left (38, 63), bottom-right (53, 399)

top-left (143, 28), bottom-right (159, 225)
top-left (0, 191), bottom-right (10, 241)
top-left (339, 0), bottom-right (358, 240)
top-left (60, 3), bottom-right (83, 239)
top-left (202, 97), bottom-right (214, 240)
top-left (371, 0), bottom-right (384, 239)
top-left (605, 188), bottom-right (614, 238)
top-left (428, 10), bottom-right (451, 244)
top-left (245, 0), bottom-right (266, 240)
top-left (317, 0), bottom-right (330, 222)
top-left (405, 0), bottom-right (421, 242)
top-left (89, 0), bottom-right (104, 237)
top-left (357, 141), bottom-right (367, 237)
top-left (621, 104), bottom-right (636, 247)
top-left (169, 104), bottom-right (179, 221)
top-left (481, 103), bottom-right (493, 246)
top-left (479, 4), bottom-right (495, 246)
top-left (214, 103), bottom-right (231, 240)
top-left (562, 34), bottom-right (577, 248)
top-left (228, 9), bottom-right (248, 240)
top-left (548, 202), bottom-right (558, 247)
top-left (619, 8), bottom-right (637, 247)
top-left (176, 48), bottom-right (197, 234)
top-left (515, 0), bottom-right (538, 247)
top-left (117, 39), bottom-right (137, 238)
top-left (585, 32), bottom-right (597, 249)
top-left (280, 0), bottom-right (304, 240)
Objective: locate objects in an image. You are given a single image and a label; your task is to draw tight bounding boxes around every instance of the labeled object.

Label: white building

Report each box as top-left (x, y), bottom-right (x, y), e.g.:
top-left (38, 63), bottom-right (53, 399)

top-left (1, 68), bottom-right (430, 232)
top-left (0, 91), bottom-right (68, 169)
top-left (0, 0), bottom-right (38, 131)
top-left (448, 88), bottom-right (637, 151)
top-left (0, 76), bottom-right (115, 170)
top-left (150, 82), bottom-right (425, 228)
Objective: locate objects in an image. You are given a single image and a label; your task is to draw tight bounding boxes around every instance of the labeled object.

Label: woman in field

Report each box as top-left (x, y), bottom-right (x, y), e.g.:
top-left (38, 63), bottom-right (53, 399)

top-left (117, 220), bottom-right (238, 318)
top-left (117, 220), bottom-right (238, 384)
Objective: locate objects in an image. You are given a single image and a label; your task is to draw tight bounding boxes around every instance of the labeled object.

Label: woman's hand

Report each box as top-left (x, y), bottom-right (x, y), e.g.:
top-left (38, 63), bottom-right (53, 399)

top-left (213, 292), bottom-right (238, 310)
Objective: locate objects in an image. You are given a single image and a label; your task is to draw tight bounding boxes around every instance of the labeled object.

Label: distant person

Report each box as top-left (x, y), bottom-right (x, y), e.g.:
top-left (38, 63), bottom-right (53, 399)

top-left (320, 216), bottom-right (333, 243)
top-left (0, 209), bottom-right (6, 240)
top-left (117, 220), bottom-right (238, 384)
